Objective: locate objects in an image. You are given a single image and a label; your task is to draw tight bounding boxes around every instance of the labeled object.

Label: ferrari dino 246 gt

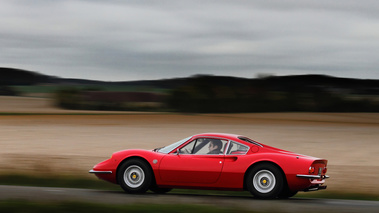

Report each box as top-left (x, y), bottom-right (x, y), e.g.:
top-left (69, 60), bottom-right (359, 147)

top-left (89, 133), bottom-right (329, 199)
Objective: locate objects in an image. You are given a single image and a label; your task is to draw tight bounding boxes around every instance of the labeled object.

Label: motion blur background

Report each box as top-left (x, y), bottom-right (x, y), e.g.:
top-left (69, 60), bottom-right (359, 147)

top-left (1, 1), bottom-right (379, 208)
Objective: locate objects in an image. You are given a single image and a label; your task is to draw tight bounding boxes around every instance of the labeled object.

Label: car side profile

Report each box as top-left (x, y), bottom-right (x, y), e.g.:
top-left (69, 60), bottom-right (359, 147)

top-left (89, 133), bottom-right (329, 199)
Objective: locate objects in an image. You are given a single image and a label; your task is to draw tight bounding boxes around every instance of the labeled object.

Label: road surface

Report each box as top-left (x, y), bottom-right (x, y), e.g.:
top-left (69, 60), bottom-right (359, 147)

top-left (1, 185), bottom-right (378, 212)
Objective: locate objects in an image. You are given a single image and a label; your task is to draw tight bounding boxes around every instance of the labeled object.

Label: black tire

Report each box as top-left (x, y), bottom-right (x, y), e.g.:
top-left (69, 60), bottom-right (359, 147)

top-left (278, 189), bottom-right (298, 199)
top-left (150, 185), bottom-right (172, 194)
top-left (117, 159), bottom-right (152, 194)
top-left (246, 163), bottom-right (284, 199)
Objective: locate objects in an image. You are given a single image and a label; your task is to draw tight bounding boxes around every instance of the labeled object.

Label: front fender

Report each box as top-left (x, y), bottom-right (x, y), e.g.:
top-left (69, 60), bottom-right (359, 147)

top-left (112, 149), bottom-right (166, 184)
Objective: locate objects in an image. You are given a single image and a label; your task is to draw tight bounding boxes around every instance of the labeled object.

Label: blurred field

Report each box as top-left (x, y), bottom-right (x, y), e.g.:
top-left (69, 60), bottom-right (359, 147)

top-left (1, 96), bottom-right (379, 195)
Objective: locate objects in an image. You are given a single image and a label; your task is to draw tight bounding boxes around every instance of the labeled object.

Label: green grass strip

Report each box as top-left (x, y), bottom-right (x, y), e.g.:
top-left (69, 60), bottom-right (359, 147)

top-left (0, 174), bottom-right (119, 190)
top-left (0, 200), bottom-right (260, 213)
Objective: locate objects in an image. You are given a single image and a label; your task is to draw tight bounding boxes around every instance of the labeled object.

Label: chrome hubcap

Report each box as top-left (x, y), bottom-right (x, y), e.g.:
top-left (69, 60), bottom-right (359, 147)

top-left (124, 165), bottom-right (145, 188)
top-left (253, 170), bottom-right (276, 193)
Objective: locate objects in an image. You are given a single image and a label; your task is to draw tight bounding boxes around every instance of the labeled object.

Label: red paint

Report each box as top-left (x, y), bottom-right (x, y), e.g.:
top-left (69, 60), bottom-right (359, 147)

top-left (90, 133), bottom-right (328, 194)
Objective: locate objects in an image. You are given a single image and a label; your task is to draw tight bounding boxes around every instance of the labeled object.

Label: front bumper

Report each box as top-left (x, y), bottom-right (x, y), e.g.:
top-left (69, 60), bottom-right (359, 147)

top-left (89, 169), bottom-right (112, 174)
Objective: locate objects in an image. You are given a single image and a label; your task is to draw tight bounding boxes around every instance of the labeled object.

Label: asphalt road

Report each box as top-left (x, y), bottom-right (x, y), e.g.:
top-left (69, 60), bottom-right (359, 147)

top-left (1, 185), bottom-right (379, 213)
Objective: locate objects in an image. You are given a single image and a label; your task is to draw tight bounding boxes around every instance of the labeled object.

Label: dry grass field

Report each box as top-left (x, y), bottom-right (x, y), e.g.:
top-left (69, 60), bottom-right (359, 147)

top-left (1, 96), bottom-right (379, 195)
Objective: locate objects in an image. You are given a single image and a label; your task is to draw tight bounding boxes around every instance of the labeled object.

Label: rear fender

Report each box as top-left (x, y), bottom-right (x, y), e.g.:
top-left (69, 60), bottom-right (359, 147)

top-left (243, 161), bottom-right (287, 190)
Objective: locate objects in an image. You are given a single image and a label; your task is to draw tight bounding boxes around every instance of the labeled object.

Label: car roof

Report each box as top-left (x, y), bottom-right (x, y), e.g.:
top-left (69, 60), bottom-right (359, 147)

top-left (192, 133), bottom-right (263, 147)
top-left (194, 133), bottom-right (240, 140)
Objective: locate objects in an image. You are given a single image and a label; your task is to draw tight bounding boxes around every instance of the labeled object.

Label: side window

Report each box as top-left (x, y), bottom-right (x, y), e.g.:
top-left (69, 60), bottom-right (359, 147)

top-left (178, 140), bottom-right (197, 154)
top-left (179, 138), bottom-right (228, 155)
top-left (194, 138), bottom-right (227, 155)
top-left (226, 141), bottom-right (249, 155)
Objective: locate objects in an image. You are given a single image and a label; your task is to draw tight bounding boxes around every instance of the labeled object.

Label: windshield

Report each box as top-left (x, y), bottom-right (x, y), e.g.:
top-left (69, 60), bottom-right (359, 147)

top-left (157, 136), bottom-right (192, 154)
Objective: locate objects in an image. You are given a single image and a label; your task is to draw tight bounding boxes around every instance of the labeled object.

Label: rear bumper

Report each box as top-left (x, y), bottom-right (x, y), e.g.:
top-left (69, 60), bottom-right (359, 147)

top-left (296, 174), bottom-right (329, 179)
top-left (303, 184), bottom-right (327, 192)
top-left (296, 174), bottom-right (329, 192)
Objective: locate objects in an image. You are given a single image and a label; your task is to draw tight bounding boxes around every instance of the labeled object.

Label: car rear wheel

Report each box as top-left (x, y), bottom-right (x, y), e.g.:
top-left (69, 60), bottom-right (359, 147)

top-left (246, 163), bottom-right (284, 199)
top-left (117, 159), bottom-right (152, 193)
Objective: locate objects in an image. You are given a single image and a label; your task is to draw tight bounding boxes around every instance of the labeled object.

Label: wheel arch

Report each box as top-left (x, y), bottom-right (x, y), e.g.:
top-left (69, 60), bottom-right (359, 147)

top-left (243, 161), bottom-right (288, 190)
top-left (116, 156), bottom-right (155, 185)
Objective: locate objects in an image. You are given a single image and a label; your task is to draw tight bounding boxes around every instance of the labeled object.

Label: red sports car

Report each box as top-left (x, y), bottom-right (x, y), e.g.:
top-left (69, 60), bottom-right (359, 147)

top-left (89, 133), bottom-right (329, 199)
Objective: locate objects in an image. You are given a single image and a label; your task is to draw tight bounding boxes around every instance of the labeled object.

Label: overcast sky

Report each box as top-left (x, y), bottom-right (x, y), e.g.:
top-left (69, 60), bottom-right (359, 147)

top-left (1, 0), bottom-right (379, 81)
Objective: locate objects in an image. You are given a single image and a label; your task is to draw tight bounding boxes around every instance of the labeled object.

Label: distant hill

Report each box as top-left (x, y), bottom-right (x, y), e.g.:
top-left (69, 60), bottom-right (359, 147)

top-left (2, 66), bottom-right (379, 96)
top-left (2, 67), bottom-right (379, 112)
top-left (0, 67), bottom-right (184, 88)
top-left (0, 67), bottom-right (56, 85)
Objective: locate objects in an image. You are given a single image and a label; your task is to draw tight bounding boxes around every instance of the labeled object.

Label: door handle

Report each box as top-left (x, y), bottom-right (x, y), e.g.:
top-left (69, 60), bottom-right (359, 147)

top-left (225, 157), bottom-right (238, 162)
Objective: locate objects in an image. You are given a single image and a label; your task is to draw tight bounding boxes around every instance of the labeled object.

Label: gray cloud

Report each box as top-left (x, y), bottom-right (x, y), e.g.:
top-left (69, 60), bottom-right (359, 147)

top-left (1, 0), bottom-right (378, 80)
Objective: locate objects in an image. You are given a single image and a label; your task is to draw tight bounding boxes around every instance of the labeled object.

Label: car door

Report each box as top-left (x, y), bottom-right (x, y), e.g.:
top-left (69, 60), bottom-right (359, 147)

top-left (159, 138), bottom-right (226, 184)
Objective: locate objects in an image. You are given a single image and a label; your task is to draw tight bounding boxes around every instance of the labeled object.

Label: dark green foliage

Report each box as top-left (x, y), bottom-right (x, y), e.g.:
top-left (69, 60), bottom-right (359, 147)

top-left (54, 88), bottom-right (165, 111)
top-left (54, 88), bottom-right (82, 109)
top-left (166, 75), bottom-right (379, 113)
top-left (0, 86), bottom-right (20, 96)
top-left (0, 174), bottom-right (119, 190)
top-left (53, 88), bottom-right (125, 111)
top-left (3, 67), bottom-right (379, 113)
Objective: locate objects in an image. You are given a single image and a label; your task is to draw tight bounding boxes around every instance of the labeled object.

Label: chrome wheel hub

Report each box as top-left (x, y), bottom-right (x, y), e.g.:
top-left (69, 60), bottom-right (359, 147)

top-left (124, 165), bottom-right (145, 188)
top-left (253, 170), bottom-right (276, 193)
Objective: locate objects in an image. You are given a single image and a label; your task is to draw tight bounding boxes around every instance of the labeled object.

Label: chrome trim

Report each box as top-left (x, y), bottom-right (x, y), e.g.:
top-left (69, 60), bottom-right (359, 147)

top-left (296, 174), bottom-right (330, 179)
top-left (89, 169), bottom-right (112, 174)
top-left (182, 137), bottom-right (240, 155)
top-left (224, 141), bottom-right (231, 155)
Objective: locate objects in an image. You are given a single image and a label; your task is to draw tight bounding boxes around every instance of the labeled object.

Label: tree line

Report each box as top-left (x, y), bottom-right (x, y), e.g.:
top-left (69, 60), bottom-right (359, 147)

top-left (54, 75), bottom-right (379, 112)
top-left (2, 67), bottom-right (379, 112)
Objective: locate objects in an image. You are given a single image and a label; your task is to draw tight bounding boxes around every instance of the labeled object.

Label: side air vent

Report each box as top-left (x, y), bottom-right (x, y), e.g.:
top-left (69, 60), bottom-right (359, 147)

top-left (238, 136), bottom-right (263, 147)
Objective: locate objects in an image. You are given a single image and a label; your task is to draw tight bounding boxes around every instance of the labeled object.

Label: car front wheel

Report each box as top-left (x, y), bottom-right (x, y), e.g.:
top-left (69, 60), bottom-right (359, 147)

top-left (246, 163), bottom-right (284, 199)
top-left (117, 159), bottom-right (152, 193)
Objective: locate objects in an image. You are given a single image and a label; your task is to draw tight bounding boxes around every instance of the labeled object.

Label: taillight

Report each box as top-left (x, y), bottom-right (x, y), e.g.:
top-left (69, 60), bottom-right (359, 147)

top-left (323, 167), bottom-right (327, 173)
top-left (309, 167), bottom-right (315, 174)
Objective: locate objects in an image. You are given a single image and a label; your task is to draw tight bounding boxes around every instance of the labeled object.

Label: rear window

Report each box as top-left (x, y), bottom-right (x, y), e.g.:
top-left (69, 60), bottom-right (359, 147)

top-left (226, 141), bottom-right (249, 155)
top-left (238, 136), bottom-right (263, 147)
